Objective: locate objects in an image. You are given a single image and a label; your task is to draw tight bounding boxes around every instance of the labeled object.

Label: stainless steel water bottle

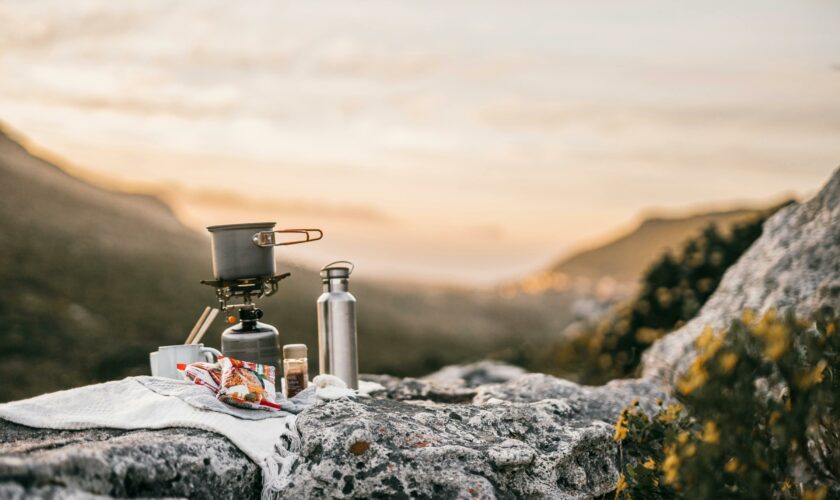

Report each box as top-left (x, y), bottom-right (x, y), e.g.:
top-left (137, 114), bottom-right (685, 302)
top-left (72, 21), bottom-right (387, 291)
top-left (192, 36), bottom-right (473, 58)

top-left (317, 261), bottom-right (358, 389)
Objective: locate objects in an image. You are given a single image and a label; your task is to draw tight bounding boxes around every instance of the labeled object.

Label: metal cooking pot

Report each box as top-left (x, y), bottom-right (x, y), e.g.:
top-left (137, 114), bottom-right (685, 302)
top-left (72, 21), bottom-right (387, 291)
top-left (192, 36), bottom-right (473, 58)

top-left (207, 222), bottom-right (322, 280)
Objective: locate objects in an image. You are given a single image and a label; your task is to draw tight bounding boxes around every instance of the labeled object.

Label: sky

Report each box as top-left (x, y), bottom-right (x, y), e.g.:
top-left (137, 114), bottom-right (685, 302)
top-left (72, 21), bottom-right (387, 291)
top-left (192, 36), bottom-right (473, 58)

top-left (0, 0), bottom-right (838, 285)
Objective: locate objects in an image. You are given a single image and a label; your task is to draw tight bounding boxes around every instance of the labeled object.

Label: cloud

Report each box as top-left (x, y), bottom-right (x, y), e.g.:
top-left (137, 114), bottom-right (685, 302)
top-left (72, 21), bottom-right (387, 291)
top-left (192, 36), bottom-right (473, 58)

top-left (177, 187), bottom-right (395, 225)
top-left (466, 224), bottom-right (506, 241)
top-left (313, 39), bottom-right (443, 80)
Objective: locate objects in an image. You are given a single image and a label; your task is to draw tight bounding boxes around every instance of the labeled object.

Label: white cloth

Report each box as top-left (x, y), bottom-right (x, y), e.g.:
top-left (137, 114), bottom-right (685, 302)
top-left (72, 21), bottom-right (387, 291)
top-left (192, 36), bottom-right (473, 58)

top-left (311, 374), bottom-right (357, 400)
top-left (311, 374), bottom-right (385, 400)
top-left (0, 377), bottom-right (300, 500)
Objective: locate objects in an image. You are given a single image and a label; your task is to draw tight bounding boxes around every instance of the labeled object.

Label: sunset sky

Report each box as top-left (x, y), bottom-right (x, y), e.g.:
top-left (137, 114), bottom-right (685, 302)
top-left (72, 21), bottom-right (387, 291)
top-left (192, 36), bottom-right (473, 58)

top-left (1, 0), bottom-right (838, 284)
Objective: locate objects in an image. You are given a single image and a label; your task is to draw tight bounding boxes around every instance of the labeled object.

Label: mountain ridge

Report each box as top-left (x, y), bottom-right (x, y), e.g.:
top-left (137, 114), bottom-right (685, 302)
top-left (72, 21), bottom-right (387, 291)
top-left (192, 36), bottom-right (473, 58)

top-left (0, 124), bottom-right (187, 238)
top-left (514, 206), bottom-right (765, 296)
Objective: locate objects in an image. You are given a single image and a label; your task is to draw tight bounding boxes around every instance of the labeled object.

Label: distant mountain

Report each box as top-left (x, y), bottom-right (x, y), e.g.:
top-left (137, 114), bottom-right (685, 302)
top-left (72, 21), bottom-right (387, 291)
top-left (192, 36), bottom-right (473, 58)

top-left (0, 126), bottom-right (214, 400)
top-left (0, 124), bottom-right (571, 401)
top-left (516, 208), bottom-right (762, 296)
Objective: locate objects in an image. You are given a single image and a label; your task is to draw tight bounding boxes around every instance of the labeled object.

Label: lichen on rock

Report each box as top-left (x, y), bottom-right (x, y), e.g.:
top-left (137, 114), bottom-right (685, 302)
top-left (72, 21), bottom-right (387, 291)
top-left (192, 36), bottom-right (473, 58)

top-left (287, 397), bottom-right (619, 498)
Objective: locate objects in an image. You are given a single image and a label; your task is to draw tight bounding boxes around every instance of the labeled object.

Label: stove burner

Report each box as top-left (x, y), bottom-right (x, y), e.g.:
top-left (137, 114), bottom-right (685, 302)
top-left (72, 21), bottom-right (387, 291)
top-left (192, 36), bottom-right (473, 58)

top-left (200, 273), bottom-right (291, 311)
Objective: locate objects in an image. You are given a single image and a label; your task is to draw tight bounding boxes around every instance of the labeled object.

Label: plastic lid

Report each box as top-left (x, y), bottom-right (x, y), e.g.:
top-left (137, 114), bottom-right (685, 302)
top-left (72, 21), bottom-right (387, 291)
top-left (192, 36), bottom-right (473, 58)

top-left (283, 343), bottom-right (308, 358)
top-left (320, 261), bottom-right (354, 280)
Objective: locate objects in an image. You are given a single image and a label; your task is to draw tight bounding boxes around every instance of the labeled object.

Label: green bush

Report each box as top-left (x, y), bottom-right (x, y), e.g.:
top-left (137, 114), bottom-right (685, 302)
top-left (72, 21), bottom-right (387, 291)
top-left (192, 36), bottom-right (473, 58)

top-left (555, 203), bottom-right (790, 384)
top-left (613, 308), bottom-right (839, 499)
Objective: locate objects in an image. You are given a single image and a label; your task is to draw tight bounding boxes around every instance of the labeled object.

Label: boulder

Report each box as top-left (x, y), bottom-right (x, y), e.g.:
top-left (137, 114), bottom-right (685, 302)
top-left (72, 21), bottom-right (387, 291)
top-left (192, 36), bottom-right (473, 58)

top-left (1, 168), bottom-right (838, 498)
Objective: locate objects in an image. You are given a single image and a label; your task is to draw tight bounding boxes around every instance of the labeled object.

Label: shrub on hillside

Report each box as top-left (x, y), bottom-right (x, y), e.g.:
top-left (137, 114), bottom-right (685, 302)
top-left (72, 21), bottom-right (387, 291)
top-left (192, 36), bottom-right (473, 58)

top-left (551, 203), bottom-right (789, 384)
top-left (613, 308), bottom-right (839, 499)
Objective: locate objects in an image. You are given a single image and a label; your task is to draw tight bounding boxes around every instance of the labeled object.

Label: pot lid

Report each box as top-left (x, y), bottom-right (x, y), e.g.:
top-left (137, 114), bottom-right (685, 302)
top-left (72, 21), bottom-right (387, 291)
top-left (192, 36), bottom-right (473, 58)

top-left (207, 222), bottom-right (276, 232)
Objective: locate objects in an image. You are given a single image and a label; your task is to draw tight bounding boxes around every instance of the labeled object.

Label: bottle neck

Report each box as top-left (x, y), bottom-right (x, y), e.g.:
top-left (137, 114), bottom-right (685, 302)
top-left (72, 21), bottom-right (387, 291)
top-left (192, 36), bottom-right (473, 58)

top-left (323, 277), bottom-right (349, 292)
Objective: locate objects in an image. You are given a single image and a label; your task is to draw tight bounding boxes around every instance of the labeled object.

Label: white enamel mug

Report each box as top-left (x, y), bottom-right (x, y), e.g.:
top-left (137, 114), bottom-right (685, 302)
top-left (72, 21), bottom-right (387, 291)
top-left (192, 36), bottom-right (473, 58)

top-left (150, 344), bottom-right (221, 379)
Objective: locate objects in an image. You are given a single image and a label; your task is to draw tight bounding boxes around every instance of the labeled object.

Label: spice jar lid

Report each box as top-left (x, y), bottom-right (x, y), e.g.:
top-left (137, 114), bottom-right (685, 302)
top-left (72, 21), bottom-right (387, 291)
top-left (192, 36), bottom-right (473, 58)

top-left (283, 343), bottom-right (308, 358)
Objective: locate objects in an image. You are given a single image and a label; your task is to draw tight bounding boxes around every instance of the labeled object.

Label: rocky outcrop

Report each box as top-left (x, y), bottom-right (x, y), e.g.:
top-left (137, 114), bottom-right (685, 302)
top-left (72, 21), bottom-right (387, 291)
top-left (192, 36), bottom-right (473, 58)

top-left (0, 366), bottom-right (663, 499)
top-left (1, 168), bottom-right (838, 499)
top-left (643, 167), bottom-right (840, 383)
top-left (283, 373), bottom-right (667, 499)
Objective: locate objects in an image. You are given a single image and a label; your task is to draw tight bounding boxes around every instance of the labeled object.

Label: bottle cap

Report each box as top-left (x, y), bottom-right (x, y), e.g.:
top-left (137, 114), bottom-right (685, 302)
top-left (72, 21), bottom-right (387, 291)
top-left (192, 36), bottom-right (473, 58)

top-left (283, 343), bottom-right (308, 359)
top-left (320, 261), bottom-right (354, 280)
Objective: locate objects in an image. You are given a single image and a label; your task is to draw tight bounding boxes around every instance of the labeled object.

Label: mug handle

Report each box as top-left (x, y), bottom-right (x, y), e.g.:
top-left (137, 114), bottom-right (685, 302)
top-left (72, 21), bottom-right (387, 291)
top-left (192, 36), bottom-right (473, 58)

top-left (201, 347), bottom-right (222, 363)
top-left (252, 229), bottom-right (323, 247)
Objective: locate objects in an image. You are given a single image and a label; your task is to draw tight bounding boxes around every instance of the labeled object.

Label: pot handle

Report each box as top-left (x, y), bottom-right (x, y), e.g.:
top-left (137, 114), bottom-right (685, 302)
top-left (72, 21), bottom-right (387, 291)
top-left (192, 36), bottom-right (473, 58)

top-left (252, 229), bottom-right (323, 247)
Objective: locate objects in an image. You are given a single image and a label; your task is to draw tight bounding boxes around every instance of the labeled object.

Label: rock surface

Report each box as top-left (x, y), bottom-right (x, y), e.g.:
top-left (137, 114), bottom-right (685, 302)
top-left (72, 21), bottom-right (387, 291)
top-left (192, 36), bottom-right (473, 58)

top-left (1, 169), bottom-right (838, 499)
top-left (0, 421), bottom-right (260, 499)
top-left (287, 398), bottom-right (619, 499)
top-left (288, 378), bottom-right (667, 499)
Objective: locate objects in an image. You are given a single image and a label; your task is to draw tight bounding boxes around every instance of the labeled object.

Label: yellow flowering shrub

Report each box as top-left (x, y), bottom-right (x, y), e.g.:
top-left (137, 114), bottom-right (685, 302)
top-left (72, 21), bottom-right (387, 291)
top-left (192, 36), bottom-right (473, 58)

top-left (613, 308), bottom-right (840, 499)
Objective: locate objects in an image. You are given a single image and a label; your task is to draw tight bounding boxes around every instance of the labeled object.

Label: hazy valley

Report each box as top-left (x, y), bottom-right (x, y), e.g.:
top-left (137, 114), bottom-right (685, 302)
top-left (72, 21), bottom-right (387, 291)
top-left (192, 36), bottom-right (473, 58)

top-left (0, 123), bottom-right (772, 401)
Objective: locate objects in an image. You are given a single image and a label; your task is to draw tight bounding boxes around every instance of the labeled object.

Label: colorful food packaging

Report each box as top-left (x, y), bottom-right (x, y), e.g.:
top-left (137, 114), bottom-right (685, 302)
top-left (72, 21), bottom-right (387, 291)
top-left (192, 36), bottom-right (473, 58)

top-left (180, 361), bottom-right (222, 392)
top-left (217, 357), bottom-right (280, 410)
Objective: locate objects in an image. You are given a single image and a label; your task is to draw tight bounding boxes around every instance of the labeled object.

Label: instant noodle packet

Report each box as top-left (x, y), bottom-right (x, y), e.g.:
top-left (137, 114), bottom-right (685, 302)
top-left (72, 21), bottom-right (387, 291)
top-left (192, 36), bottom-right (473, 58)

top-left (217, 357), bottom-right (280, 410)
top-left (180, 361), bottom-right (222, 392)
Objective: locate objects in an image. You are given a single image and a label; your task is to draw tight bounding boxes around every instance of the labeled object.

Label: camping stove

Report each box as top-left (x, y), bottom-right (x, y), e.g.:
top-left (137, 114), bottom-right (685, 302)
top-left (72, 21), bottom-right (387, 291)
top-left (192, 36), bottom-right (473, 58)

top-left (200, 221), bottom-right (323, 372)
top-left (200, 273), bottom-right (291, 371)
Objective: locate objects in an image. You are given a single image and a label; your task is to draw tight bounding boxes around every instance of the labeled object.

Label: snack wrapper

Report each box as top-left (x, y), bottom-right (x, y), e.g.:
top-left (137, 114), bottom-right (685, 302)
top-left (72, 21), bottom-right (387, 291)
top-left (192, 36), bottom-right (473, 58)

top-left (217, 357), bottom-right (280, 410)
top-left (180, 361), bottom-right (222, 392)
